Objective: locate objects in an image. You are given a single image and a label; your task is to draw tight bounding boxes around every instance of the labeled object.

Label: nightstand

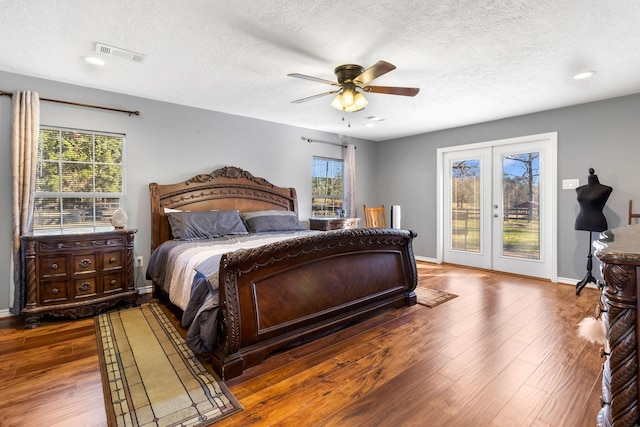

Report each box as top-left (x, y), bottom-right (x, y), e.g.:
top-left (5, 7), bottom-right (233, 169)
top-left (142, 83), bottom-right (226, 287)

top-left (20, 229), bottom-right (138, 328)
top-left (309, 217), bottom-right (360, 231)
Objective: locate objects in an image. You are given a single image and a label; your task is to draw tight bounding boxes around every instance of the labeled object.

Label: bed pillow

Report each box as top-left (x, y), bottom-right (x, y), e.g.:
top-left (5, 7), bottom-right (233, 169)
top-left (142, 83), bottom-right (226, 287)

top-left (241, 210), bottom-right (305, 233)
top-left (167, 210), bottom-right (248, 240)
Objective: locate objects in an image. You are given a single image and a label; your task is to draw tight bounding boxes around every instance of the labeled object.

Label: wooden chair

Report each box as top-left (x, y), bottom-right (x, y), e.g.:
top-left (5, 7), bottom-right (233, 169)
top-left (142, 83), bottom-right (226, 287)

top-left (630, 200), bottom-right (640, 225)
top-left (363, 205), bottom-right (387, 228)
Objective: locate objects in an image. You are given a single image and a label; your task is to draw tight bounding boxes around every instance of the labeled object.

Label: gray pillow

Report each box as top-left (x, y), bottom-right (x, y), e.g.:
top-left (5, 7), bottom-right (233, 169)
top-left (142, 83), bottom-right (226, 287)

top-left (241, 210), bottom-right (305, 233)
top-left (167, 210), bottom-right (248, 240)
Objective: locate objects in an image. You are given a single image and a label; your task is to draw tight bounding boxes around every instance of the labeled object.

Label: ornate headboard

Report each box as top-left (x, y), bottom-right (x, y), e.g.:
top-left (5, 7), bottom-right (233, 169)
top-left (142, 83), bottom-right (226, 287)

top-left (149, 166), bottom-right (298, 251)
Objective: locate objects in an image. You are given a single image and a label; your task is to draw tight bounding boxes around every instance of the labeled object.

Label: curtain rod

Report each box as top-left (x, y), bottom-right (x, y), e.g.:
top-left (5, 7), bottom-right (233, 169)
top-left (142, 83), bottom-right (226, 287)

top-left (0, 90), bottom-right (141, 116)
top-left (301, 136), bottom-right (355, 149)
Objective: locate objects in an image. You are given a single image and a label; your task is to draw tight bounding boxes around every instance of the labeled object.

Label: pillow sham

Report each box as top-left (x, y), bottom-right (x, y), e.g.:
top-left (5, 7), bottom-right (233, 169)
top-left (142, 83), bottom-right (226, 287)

top-left (241, 210), bottom-right (305, 233)
top-left (167, 210), bottom-right (248, 240)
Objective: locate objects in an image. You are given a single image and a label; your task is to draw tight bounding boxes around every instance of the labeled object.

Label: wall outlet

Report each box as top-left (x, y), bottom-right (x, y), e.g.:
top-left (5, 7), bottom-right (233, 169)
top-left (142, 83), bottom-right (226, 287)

top-left (135, 256), bottom-right (144, 268)
top-left (562, 178), bottom-right (580, 190)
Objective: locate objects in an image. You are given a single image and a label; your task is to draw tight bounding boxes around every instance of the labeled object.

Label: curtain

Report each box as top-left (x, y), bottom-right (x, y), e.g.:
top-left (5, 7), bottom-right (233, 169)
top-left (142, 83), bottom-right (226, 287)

top-left (10, 91), bottom-right (40, 314)
top-left (343, 143), bottom-right (356, 218)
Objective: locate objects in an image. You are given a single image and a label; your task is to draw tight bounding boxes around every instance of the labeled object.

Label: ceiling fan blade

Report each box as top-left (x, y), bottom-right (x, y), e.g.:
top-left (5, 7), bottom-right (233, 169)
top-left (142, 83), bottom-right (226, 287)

top-left (354, 60), bottom-right (396, 86)
top-left (291, 90), bottom-right (340, 104)
top-left (287, 73), bottom-right (340, 86)
top-left (363, 85), bottom-right (420, 97)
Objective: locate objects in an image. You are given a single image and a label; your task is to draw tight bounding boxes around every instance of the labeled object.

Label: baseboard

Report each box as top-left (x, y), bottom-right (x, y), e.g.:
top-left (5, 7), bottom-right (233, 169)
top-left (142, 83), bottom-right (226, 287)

top-left (557, 276), bottom-right (601, 290)
top-left (415, 255), bottom-right (438, 263)
top-left (0, 308), bottom-right (13, 319)
top-left (137, 285), bottom-right (153, 295)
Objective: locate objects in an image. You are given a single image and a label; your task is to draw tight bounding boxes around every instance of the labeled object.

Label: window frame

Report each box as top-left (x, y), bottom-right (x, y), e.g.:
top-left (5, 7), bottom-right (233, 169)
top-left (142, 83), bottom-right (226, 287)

top-left (33, 125), bottom-right (127, 233)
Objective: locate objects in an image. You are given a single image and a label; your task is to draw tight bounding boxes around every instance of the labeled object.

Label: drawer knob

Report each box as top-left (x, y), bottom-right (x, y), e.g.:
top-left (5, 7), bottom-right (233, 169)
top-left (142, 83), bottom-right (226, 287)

top-left (51, 263), bottom-right (59, 270)
top-left (110, 280), bottom-right (117, 285)
top-left (52, 287), bottom-right (59, 294)
top-left (79, 258), bottom-right (92, 268)
top-left (79, 282), bottom-right (91, 292)
top-left (109, 257), bottom-right (116, 263)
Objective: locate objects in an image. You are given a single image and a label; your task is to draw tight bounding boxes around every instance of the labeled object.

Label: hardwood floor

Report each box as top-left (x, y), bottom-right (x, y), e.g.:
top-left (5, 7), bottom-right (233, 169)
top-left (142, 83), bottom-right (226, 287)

top-left (0, 262), bottom-right (604, 427)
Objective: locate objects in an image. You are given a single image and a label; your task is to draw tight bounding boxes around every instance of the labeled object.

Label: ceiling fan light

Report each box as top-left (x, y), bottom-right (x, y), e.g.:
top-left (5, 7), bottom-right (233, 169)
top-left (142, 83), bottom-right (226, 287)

top-left (341, 88), bottom-right (355, 107)
top-left (331, 93), bottom-right (344, 110)
top-left (331, 89), bottom-right (367, 112)
top-left (353, 92), bottom-right (368, 109)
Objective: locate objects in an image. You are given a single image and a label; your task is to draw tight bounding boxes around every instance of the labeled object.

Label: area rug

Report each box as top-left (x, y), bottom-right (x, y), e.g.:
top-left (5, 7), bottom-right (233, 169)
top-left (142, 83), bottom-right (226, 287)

top-left (95, 302), bottom-right (243, 427)
top-left (414, 286), bottom-right (458, 307)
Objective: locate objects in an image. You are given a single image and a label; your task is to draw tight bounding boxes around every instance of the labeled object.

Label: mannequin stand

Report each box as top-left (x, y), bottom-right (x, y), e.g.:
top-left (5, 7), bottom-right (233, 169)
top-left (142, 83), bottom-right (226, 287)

top-left (576, 231), bottom-right (598, 295)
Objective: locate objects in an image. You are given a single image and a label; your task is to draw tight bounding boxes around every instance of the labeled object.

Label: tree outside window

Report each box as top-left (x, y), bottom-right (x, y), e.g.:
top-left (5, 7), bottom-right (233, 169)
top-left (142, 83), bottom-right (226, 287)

top-left (312, 157), bottom-right (343, 217)
top-left (34, 127), bottom-right (125, 232)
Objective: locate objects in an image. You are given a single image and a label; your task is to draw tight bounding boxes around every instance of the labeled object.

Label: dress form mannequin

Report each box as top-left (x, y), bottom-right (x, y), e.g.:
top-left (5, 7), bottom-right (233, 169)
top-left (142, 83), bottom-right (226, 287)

top-left (575, 168), bottom-right (612, 295)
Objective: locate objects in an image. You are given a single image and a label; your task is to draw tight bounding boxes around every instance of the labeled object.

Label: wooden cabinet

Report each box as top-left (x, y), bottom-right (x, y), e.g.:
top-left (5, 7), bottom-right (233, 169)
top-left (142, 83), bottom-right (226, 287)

top-left (309, 217), bottom-right (360, 231)
top-left (21, 229), bottom-right (137, 328)
top-left (594, 225), bottom-right (640, 427)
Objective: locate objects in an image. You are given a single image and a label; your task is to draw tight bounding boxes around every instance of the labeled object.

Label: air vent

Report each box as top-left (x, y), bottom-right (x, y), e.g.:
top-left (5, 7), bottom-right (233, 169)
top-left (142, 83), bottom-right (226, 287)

top-left (95, 42), bottom-right (146, 63)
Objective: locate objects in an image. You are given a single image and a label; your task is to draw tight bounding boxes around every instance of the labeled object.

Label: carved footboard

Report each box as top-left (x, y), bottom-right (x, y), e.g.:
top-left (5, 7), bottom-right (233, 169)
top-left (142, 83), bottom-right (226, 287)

top-left (211, 228), bottom-right (418, 380)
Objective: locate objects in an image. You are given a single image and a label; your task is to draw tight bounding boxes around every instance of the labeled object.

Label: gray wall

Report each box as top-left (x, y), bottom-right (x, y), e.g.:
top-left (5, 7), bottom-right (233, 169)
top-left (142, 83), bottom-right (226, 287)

top-left (377, 93), bottom-right (640, 280)
top-left (0, 70), bottom-right (377, 312)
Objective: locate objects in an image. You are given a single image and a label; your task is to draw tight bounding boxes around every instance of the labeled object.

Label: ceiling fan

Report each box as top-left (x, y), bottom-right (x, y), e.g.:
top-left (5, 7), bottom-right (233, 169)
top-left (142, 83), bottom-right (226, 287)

top-left (287, 60), bottom-right (420, 112)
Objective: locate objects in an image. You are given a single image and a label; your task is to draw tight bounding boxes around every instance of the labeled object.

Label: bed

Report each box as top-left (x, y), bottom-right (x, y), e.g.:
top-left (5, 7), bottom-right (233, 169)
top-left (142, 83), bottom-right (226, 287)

top-left (147, 166), bottom-right (418, 380)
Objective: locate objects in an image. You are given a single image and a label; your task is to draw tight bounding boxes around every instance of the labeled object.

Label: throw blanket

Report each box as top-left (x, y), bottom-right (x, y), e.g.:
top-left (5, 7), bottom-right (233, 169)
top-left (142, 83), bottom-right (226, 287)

top-left (147, 230), bottom-right (319, 353)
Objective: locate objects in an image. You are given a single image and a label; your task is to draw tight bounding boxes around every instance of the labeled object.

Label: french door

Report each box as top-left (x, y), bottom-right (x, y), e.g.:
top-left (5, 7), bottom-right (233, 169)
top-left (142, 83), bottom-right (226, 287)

top-left (438, 133), bottom-right (557, 280)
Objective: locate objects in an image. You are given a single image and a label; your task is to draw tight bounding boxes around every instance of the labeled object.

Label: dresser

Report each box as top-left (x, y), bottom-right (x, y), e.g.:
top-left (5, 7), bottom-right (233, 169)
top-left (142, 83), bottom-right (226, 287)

top-left (20, 229), bottom-right (137, 328)
top-left (309, 217), bottom-right (360, 231)
top-left (594, 225), bottom-right (640, 427)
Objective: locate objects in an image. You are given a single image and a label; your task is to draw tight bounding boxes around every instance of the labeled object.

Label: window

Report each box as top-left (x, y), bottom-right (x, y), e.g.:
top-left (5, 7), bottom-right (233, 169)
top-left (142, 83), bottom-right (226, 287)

top-left (33, 127), bottom-right (126, 232)
top-left (311, 156), bottom-right (343, 217)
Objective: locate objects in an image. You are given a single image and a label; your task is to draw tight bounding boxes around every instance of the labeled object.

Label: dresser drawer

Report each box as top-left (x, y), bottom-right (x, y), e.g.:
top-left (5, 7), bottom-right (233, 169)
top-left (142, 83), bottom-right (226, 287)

top-left (74, 276), bottom-right (98, 299)
top-left (73, 254), bottom-right (97, 274)
top-left (38, 256), bottom-right (68, 279)
top-left (103, 273), bottom-right (124, 294)
top-left (328, 218), bottom-right (359, 230)
top-left (103, 250), bottom-right (123, 271)
top-left (309, 218), bottom-right (360, 231)
top-left (40, 280), bottom-right (70, 305)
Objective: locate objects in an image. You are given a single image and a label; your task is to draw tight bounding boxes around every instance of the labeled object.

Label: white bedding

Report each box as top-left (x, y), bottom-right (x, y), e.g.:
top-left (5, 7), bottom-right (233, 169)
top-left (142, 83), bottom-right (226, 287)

top-left (148, 230), bottom-right (320, 310)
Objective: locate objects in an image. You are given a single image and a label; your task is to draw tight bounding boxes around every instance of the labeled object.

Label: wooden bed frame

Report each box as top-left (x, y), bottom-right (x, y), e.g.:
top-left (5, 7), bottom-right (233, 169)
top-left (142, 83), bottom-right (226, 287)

top-left (149, 166), bottom-right (418, 380)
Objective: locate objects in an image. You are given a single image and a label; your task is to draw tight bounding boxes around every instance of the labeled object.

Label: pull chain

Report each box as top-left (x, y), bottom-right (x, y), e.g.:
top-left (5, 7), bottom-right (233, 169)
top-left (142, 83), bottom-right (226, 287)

top-left (341, 110), bottom-right (351, 127)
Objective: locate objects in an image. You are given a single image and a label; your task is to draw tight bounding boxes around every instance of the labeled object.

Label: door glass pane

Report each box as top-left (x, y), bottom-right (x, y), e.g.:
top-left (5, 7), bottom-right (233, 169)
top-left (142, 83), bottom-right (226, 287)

top-left (501, 152), bottom-right (540, 259)
top-left (451, 159), bottom-right (480, 252)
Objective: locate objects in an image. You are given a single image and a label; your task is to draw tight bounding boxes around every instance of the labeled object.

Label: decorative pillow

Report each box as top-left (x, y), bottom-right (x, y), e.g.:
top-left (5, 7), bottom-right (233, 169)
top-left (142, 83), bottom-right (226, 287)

top-left (167, 210), bottom-right (248, 240)
top-left (241, 210), bottom-right (305, 233)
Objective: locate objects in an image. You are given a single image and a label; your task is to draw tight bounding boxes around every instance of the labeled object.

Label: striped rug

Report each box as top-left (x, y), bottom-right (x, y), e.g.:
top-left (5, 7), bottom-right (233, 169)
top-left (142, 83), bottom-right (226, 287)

top-left (95, 303), bottom-right (242, 426)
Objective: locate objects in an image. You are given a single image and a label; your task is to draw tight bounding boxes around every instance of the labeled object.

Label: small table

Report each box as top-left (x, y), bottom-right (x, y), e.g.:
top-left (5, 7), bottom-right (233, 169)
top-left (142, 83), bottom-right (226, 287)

top-left (309, 217), bottom-right (360, 231)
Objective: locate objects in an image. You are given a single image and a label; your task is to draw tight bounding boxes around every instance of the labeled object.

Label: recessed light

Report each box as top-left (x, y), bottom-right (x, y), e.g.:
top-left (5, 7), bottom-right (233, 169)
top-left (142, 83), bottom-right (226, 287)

top-left (364, 123), bottom-right (375, 127)
top-left (83, 56), bottom-right (106, 66)
top-left (364, 115), bottom-right (385, 122)
top-left (573, 71), bottom-right (596, 80)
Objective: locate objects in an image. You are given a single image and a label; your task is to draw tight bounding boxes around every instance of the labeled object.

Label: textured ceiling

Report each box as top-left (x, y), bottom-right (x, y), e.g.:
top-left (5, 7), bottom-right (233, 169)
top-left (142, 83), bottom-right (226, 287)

top-left (1, 1), bottom-right (640, 141)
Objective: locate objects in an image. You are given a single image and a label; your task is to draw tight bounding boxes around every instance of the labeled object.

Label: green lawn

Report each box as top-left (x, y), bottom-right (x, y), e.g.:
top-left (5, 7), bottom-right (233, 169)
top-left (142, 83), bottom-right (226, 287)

top-left (451, 217), bottom-right (539, 259)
